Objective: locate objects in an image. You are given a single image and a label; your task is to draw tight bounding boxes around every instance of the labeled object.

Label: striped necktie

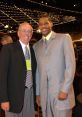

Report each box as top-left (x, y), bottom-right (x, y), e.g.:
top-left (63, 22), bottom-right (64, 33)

top-left (25, 46), bottom-right (32, 88)
top-left (25, 46), bottom-right (30, 59)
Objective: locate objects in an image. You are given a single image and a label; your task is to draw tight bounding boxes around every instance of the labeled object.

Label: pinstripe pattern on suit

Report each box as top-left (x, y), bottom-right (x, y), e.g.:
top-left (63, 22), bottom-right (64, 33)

top-left (34, 31), bottom-right (76, 117)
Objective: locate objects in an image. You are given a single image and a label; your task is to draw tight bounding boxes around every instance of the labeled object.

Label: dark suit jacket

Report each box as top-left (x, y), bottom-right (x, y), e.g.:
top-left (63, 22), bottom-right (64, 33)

top-left (0, 40), bottom-right (36, 113)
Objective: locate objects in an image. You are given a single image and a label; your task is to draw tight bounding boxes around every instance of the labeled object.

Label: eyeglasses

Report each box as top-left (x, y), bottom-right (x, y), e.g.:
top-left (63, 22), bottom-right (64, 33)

top-left (19, 29), bottom-right (33, 33)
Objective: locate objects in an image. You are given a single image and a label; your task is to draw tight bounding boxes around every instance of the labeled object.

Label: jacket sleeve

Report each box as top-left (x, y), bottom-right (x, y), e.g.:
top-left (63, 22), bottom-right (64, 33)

top-left (61, 34), bottom-right (76, 93)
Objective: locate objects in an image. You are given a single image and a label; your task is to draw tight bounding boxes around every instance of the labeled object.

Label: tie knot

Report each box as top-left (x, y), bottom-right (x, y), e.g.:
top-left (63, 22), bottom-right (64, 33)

top-left (44, 38), bottom-right (49, 47)
top-left (25, 46), bottom-right (30, 59)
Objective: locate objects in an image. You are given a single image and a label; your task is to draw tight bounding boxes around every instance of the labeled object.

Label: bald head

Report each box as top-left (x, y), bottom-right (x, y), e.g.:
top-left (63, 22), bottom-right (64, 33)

top-left (18, 22), bottom-right (33, 32)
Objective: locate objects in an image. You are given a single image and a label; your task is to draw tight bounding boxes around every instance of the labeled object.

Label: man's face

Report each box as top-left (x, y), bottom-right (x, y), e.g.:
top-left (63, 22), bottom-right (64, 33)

top-left (18, 23), bottom-right (33, 44)
top-left (38, 17), bottom-right (53, 36)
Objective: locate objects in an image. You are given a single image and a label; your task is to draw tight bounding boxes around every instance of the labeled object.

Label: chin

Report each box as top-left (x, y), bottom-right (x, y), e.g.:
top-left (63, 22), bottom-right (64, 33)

top-left (42, 31), bottom-right (49, 36)
top-left (43, 33), bottom-right (48, 36)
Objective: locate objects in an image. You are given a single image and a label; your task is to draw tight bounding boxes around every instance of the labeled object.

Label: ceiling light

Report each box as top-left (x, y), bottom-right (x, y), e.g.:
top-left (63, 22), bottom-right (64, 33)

top-left (4, 25), bottom-right (9, 28)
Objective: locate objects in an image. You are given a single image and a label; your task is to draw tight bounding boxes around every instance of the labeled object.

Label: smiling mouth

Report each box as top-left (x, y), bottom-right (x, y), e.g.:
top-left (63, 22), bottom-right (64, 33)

top-left (41, 28), bottom-right (48, 32)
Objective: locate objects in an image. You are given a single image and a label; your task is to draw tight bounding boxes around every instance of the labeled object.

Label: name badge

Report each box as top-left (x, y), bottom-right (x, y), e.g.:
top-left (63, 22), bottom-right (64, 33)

top-left (26, 60), bottom-right (32, 70)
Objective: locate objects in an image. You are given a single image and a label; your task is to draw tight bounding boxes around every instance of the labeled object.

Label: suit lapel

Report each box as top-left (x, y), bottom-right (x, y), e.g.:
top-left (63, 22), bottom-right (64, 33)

top-left (15, 41), bottom-right (26, 69)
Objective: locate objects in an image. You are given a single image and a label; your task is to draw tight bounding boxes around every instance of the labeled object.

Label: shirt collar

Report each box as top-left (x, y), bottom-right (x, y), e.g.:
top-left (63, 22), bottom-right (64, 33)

top-left (43, 31), bottom-right (53, 41)
top-left (19, 40), bottom-right (29, 49)
top-left (19, 40), bottom-right (30, 55)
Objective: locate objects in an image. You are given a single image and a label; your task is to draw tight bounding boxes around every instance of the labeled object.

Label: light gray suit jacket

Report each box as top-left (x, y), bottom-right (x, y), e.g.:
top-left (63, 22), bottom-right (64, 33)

top-left (34, 31), bottom-right (76, 114)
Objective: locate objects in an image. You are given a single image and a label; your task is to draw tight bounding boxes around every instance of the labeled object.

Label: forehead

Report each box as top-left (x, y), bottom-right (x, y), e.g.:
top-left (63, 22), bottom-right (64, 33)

top-left (39, 17), bottom-right (51, 23)
top-left (19, 23), bottom-right (32, 30)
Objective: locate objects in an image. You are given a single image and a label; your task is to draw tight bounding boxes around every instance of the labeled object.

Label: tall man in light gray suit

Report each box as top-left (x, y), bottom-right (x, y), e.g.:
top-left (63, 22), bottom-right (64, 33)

top-left (33, 14), bottom-right (76, 117)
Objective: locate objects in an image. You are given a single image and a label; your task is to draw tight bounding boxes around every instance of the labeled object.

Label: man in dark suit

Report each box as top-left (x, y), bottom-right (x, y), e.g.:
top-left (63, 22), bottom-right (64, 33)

top-left (0, 22), bottom-right (36, 117)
